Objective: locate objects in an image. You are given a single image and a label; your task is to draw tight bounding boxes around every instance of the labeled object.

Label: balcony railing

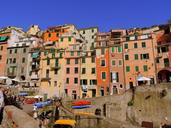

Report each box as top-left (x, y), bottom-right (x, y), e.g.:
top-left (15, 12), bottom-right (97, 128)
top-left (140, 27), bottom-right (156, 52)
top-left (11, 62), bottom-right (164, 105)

top-left (7, 72), bottom-right (16, 77)
top-left (30, 74), bottom-right (39, 80)
top-left (87, 85), bottom-right (97, 90)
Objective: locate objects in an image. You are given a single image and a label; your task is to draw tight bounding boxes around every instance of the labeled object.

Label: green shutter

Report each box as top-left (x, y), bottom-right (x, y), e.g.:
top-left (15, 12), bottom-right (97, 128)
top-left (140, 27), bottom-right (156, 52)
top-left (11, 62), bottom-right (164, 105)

top-left (134, 54), bottom-right (138, 60)
top-left (135, 66), bottom-right (139, 72)
top-left (102, 72), bottom-right (106, 79)
top-left (118, 46), bottom-right (122, 52)
top-left (112, 47), bottom-right (115, 52)
top-left (143, 65), bottom-right (148, 71)
top-left (68, 37), bottom-right (72, 42)
top-left (61, 38), bottom-right (63, 42)
top-left (126, 66), bottom-right (130, 72)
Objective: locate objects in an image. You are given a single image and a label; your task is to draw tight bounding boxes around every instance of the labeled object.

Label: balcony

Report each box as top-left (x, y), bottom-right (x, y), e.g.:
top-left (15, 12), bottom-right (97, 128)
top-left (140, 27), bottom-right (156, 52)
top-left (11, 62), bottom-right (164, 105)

top-left (30, 74), bottom-right (39, 80)
top-left (7, 72), bottom-right (16, 77)
top-left (87, 85), bottom-right (97, 90)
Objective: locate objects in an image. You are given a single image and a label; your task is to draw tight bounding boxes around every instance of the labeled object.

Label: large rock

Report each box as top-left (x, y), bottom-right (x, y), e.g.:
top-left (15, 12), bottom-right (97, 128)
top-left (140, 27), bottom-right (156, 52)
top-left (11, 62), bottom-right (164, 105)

top-left (1, 105), bottom-right (39, 128)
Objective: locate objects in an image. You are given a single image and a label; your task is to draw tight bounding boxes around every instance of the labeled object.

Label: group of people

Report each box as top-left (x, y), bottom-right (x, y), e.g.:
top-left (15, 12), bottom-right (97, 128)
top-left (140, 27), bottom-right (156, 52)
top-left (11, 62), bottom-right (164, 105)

top-left (0, 86), bottom-right (24, 124)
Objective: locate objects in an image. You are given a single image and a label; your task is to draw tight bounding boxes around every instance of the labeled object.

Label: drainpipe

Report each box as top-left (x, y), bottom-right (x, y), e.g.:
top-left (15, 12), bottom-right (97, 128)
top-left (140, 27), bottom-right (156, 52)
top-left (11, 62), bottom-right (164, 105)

top-left (151, 33), bottom-right (158, 84)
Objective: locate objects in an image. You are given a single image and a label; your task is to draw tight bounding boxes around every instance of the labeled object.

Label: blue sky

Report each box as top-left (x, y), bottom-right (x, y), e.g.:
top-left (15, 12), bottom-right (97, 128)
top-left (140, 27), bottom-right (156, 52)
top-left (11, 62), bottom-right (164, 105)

top-left (0, 0), bottom-right (171, 31)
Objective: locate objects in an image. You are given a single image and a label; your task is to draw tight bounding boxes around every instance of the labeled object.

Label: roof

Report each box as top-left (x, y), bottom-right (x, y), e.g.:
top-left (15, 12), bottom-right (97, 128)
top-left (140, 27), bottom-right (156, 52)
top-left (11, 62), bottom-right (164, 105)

top-left (55, 119), bottom-right (76, 126)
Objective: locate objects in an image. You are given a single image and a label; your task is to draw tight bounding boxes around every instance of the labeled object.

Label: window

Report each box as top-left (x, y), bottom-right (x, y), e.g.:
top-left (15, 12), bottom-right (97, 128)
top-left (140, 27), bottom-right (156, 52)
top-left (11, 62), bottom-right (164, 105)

top-left (119, 60), bottom-right (122, 65)
top-left (125, 55), bottom-right (129, 60)
top-left (55, 59), bottom-right (58, 67)
top-left (80, 79), bottom-right (87, 85)
top-left (135, 66), bottom-right (139, 72)
top-left (10, 49), bottom-right (12, 54)
top-left (46, 69), bottom-right (49, 78)
top-left (0, 46), bottom-right (3, 51)
top-left (82, 68), bottom-right (86, 74)
top-left (91, 57), bottom-right (95, 63)
top-left (91, 68), bottom-right (96, 74)
top-left (142, 42), bottom-right (146, 48)
top-left (124, 43), bottom-right (128, 49)
top-left (47, 59), bottom-right (50, 65)
top-left (13, 58), bottom-right (16, 63)
top-left (101, 60), bottom-right (105, 66)
top-left (68, 37), bottom-right (72, 42)
top-left (14, 49), bottom-right (17, 53)
top-left (112, 47), bottom-right (115, 53)
top-left (54, 81), bottom-right (57, 86)
top-left (6, 59), bottom-right (8, 64)
top-left (92, 29), bottom-right (94, 33)
top-left (75, 67), bottom-right (78, 74)
top-left (66, 78), bottom-right (69, 84)
top-left (54, 69), bottom-right (58, 75)
top-left (83, 30), bottom-right (85, 34)
top-left (161, 46), bottom-right (169, 53)
top-left (66, 59), bottom-right (70, 64)
top-left (82, 57), bottom-right (86, 63)
top-left (74, 78), bottom-right (78, 84)
top-left (90, 79), bottom-right (97, 85)
top-left (92, 36), bottom-right (94, 39)
top-left (70, 51), bottom-right (74, 56)
top-left (143, 65), bottom-right (148, 72)
top-left (112, 60), bottom-right (116, 66)
top-left (60, 53), bottom-right (63, 58)
top-left (66, 68), bottom-right (70, 74)
top-left (126, 66), bottom-right (130, 72)
top-left (22, 58), bottom-right (25, 63)
top-left (134, 43), bottom-right (138, 48)
top-left (56, 33), bottom-right (59, 37)
top-left (101, 48), bottom-right (105, 55)
top-left (140, 53), bottom-right (149, 59)
top-left (75, 59), bottom-right (78, 64)
top-left (164, 58), bottom-right (169, 68)
top-left (23, 48), bottom-right (26, 53)
top-left (101, 72), bottom-right (106, 79)
top-left (0, 55), bottom-right (2, 60)
top-left (61, 38), bottom-right (63, 42)
top-left (134, 54), bottom-right (138, 60)
top-left (77, 51), bottom-right (80, 56)
top-left (48, 33), bottom-right (51, 37)
top-left (118, 46), bottom-right (122, 52)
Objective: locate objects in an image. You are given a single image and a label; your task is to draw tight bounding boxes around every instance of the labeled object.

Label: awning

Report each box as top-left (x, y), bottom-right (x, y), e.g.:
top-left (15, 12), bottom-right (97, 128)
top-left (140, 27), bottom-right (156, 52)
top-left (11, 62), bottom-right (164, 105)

top-left (32, 52), bottom-right (39, 58)
top-left (137, 76), bottom-right (151, 81)
top-left (159, 68), bottom-right (171, 72)
top-left (0, 36), bottom-right (8, 42)
top-left (0, 76), bottom-right (8, 80)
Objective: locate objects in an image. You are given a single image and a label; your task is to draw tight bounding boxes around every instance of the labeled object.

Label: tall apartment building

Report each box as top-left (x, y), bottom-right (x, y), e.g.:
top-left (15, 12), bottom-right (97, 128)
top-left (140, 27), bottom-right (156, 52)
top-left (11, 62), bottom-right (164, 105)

top-left (95, 32), bottom-right (110, 96)
top-left (123, 32), bottom-right (158, 89)
top-left (109, 29), bottom-right (126, 94)
top-left (79, 27), bottom-right (98, 50)
top-left (0, 26), bottom-right (24, 76)
top-left (5, 36), bottom-right (38, 82)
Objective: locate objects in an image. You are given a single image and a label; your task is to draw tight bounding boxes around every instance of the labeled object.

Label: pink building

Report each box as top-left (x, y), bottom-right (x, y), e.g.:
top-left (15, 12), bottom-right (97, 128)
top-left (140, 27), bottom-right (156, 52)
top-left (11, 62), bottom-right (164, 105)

top-left (64, 44), bottom-right (81, 99)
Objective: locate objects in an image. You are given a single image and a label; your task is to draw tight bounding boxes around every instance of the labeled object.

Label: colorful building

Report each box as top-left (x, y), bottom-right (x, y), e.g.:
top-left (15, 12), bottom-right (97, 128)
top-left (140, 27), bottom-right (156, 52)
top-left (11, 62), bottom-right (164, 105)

top-left (123, 32), bottom-right (158, 89)
top-left (109, 29), bottom-right (126, 94)
top-left (95, 32), bottom-right (110, 96)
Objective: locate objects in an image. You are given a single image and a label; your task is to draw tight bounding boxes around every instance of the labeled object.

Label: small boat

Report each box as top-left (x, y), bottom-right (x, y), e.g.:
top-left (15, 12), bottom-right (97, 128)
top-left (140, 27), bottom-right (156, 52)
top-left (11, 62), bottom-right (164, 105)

top-left (33, 100), bottom-right (51, 108)
top-left (72, 105), bottom-right (91, 109)
top-left (72, 100), bottom-right (91, 106)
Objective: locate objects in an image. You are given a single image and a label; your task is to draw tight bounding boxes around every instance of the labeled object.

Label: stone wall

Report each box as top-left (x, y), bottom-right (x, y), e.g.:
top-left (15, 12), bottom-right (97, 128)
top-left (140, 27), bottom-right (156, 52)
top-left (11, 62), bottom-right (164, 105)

top-left (70, 84), bottom-right (171, 128)
top-left (1, 106), bottom-right (39, 128)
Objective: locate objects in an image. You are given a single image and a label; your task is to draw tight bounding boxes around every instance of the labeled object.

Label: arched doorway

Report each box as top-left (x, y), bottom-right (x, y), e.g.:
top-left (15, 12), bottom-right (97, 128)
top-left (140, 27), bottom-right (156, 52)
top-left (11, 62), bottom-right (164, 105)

top-left (158, 68), bottom-right (171, 82)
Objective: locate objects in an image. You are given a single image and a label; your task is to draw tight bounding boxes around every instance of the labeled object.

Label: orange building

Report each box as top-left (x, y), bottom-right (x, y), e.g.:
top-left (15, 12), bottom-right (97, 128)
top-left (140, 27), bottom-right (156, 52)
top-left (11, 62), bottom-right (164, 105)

top-left (95, 32), bottom-right (110, 96)
top-left (0, 33), bottom-right (10, 76)
top-left (43, 24), bottom-right (76, 44)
